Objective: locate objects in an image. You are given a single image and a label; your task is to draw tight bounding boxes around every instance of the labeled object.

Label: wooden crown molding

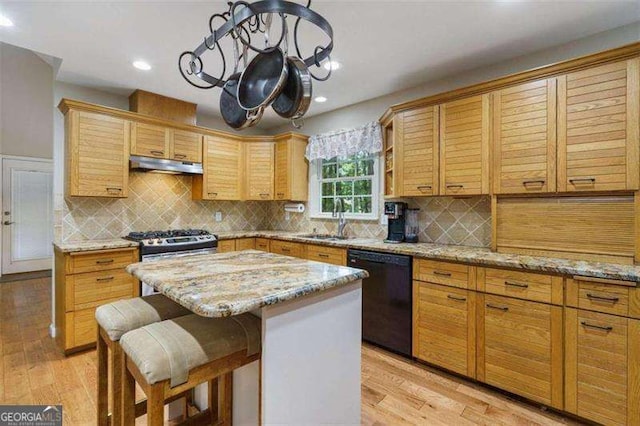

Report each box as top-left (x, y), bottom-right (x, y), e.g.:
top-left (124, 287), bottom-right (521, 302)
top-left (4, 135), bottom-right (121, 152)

top-left (57, 98), bottom-right (308, 142)
top-left (380, 41), bottom-right (640, 122)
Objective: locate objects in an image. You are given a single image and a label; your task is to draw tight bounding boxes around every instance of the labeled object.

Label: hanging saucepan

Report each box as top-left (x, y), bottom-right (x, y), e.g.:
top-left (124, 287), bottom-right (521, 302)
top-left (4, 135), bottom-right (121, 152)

top-left (272, 56), bottom-right (312, 120)
top-left (220, 32), bottom-right (262, 129)
top-left (237, 13), bottom-right (289, 112)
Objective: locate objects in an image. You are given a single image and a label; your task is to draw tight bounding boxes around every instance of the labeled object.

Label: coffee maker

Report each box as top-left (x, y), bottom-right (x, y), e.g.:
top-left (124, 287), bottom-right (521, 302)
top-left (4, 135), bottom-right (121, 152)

top-left (384, 202), bottom-right (408, 243)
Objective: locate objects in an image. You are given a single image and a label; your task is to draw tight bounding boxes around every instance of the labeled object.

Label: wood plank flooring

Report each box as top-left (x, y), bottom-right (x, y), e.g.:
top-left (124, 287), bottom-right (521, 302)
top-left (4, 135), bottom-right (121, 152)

top-left (0, 277), bottom-right (585, 425)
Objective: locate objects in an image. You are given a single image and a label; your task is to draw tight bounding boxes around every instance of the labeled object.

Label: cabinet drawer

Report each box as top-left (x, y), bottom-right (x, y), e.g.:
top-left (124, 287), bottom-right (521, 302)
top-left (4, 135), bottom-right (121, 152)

top-left (413, 281), bottom-right (476, 378)
top-left (67, 248), bottom-right (138, 274)
top-left (270, 240), bottom-right (306, 258)
top-left (478, 267), bottom-right (563, 305)
top-left (217, 240), bottom-right (236, 253)
top-left (255, 238), bottom-right (270, 252)
top-left (307, 245), bottom-right (346, 266)
top-left (65, 298), bottom-right (129, 350)
top-left (566, 276), bottom-right (638, 318)
top-left (413, 259), bottom-right (471, 289)
top-left (235, 238), bottom-right (256, 251)
top-left (67, 269), bottom-right (137, 311)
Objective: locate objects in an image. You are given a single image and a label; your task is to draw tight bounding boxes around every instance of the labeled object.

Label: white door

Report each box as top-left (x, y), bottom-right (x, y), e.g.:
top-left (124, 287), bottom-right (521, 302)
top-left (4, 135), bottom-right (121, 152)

top-left (1, 158), bottom-right (53, 274)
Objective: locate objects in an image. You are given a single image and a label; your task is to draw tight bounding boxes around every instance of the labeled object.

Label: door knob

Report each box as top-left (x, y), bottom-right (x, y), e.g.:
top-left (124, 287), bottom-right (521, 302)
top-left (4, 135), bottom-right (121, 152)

top-left (3, 221), bottom-right (14, 225)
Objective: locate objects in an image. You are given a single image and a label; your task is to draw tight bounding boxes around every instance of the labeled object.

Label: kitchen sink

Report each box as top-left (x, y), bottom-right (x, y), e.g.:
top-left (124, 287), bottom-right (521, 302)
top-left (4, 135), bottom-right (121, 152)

top-left (300, 234), bottom-right (349, 241)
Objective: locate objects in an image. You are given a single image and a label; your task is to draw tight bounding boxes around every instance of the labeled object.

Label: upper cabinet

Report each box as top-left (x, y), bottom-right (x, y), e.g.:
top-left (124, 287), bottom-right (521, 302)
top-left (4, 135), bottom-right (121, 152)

top-left (244, 141), bottom-right (275, 200)
top-left (557, 59), bottom-right (639, 192)
top-left (131, 122), bottom-right (202, 163)
top-left (170, 129), bottom-right (203, 163)
top-left (396, 106), bottom-right (439, 197)
top-left (193, 135), bottom-right (243, 201)
top-left (493, 78), bottom-right (557, 195)
top-left (440, 94), bottom-right (490, 195)
top-left (275, 134), bottom-right (309, 201)
top-left (65, 110), bottom-right (130, 198)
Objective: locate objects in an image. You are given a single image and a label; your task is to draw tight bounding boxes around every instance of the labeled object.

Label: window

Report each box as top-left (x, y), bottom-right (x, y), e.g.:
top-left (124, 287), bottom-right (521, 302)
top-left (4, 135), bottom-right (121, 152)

top-left (309, 153), bottom-right (379, 220)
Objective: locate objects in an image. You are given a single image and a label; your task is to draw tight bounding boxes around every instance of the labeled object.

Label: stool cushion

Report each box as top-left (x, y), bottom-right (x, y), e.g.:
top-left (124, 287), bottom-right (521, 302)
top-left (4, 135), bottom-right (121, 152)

top-left (95, 295), bottom-right (192, 341)
top-left (120, 313), bottom-right (261, 388)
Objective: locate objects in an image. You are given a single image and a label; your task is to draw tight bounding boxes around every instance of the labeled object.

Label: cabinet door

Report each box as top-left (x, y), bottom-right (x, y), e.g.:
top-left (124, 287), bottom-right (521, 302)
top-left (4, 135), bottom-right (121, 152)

top-left (171, 130), bottom-right (202, 163)
top-left (67, 111), bottom-right (129, 197)
top-left (274, 137), bottom-right (308, 201)
top-left (396, 106), bottom-right (439, 196)
top-left (440, 94), bottom-right (490, 195)
top-left (558, 59), bottom-right (639, 192)
top-left (130, 122), bottom-right (169, 158)
top-left (275, 139), bottom-right (291, 200)
top-left (493, 78), bottom-right (557, 194)
top-left (413, 281), bottom-right (476, 378)
top-left (565, 308), bottom-right (639, 426)
top-left (217, 240), bottom-right (236, 253)
top-left (477, 294), bottom-right (563, 409)
top-left (196, 136), bottom-right (242, 200)
top-left (245, 142), bottom-right (275, 200)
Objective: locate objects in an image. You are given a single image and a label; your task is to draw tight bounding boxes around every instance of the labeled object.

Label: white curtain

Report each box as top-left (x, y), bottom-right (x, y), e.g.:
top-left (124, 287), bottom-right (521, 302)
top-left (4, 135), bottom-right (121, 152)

top-left (305, 121), bottom-right (383, 161)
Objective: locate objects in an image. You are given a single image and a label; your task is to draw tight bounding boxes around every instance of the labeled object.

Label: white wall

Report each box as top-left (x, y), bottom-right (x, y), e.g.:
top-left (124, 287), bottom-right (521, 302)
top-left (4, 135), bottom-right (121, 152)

top-left (268, 22), bottom-right (640, 136)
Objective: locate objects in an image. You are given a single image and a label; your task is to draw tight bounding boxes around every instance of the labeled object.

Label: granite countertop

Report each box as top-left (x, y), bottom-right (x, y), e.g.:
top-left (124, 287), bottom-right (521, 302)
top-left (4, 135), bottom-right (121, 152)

top-left (53, 239), bottom-right (140, 253)
top-left (217, 231), bottom-right (640, 283)
top-left (126, 250), bottom-right (369, 317)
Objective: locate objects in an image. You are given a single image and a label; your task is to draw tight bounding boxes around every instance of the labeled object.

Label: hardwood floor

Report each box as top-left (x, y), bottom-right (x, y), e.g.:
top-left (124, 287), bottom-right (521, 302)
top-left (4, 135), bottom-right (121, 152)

top-left (1, 277), bottom-right (585, 425)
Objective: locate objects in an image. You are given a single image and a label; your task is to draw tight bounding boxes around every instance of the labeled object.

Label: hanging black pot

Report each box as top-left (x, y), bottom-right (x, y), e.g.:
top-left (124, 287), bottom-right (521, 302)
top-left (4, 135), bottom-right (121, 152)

top-left (220, 73), bottom-right (263, 130)
top-left (272, 56), bottom-right (312, 120)
top-left (237, 46), bottom-right (288, 111)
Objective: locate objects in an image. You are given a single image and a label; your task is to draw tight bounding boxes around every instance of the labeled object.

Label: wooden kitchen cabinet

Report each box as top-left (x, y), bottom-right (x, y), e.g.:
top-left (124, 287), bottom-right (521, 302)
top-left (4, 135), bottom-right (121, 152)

top-left (492, 78), bottom-right (557, 194)
top-left (269, 240), bottom-right (306, 258)
top-left (413, 259), bottom-right (474, 289)
top-left (54, 247), bottom-right (139, 354)
top-left (244, 142), bottom-right (276, 200)
top-left (193, 136), bottom-right (243, 201)
top-left (255, 238), bottom-right (270, 252)
top-left (566, 276), bottom-right (640, 320)
top-left (395, 106), bottom-right (439, 196)
top-left (65, 110), bottom-right (130, 198)
top-left (130, 122), bottom-right (169, 158)
top-left (565, 308), bottom-right (639, 426)
top-left (413, 281), bottom-right (476, 378)
top-left (275, 134), bottom-right (309, 201)
top-left (306, 244), bottom-right (346, 266)
top-left (439, 94), bottom-right (490, 195)
top-left (557, 59), bottom-right (639, 192)
top-left (235, 238), bottom-right (256, 251)
top-left (477, 267), bottom-right (564, 305)
top-left (170, 129), bottom-right (202, 163)
top-left (477, 293), bottom-right (563, 409)
top-left (217, 240), bottom-right (236, 253)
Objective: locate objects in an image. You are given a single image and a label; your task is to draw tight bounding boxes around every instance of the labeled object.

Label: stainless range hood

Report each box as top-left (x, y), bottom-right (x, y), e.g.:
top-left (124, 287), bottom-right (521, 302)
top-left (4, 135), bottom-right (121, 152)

top-left (129, 155), bottom-right (203, 175)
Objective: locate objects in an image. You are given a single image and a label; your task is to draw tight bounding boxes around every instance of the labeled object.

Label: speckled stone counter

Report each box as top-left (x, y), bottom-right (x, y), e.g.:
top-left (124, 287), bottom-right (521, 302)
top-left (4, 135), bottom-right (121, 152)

top-left (217, 231), bottom-right (640, 283)
top-left (53, 239), bottom-right (139, 253)
top-left (126, 250), bottom-right (369, 317)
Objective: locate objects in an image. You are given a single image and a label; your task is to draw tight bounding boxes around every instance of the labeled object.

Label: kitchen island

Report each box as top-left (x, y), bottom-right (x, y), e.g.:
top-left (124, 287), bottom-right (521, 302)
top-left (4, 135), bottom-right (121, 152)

top-left (126, 249), bottom-right (368, 425)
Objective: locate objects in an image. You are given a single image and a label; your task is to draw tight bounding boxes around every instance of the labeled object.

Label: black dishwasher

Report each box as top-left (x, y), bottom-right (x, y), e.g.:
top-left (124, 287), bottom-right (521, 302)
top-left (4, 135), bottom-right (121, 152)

top-left (348, 249), bottom-right (412, 357)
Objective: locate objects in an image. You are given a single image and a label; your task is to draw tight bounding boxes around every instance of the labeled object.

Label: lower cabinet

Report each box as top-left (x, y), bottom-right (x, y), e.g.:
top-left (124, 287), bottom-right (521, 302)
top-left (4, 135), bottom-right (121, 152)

top-left (217, 239), bottom-right (236, 253)
top-left (413, 281), bottom-right (476, 377)
top-left (255, 238), bottom-right (270, 251)
top-left (306, 244), bottom-right (346, 266)
top-left (565, 308), bottom-right (639, 426)
top-left (235, 238), bottom-right (256, 251)
top-left (269, 240), bottom-right (307, 258)
top-left (477, 294), bottom-right (564, 409)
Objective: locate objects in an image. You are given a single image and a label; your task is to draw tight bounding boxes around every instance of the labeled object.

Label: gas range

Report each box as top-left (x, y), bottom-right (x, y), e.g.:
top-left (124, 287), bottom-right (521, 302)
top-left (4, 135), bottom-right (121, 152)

top-left (124, 229), bottom-right (218, 256)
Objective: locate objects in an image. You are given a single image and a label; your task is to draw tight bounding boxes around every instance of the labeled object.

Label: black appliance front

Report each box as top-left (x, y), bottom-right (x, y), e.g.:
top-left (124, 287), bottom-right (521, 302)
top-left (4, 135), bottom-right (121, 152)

top-left (348, 249), bottom-right (412, 357)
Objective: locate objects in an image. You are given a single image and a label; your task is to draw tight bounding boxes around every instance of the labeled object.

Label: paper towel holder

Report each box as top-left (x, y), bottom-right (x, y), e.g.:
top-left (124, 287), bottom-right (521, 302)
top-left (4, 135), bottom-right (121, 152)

top-left (284, 203), bottom-right (305, 213)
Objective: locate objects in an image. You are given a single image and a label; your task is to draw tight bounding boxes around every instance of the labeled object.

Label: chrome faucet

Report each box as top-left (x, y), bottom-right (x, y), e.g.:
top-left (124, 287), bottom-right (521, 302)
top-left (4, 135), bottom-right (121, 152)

top-left (333, 198), bottom-right (347, 238)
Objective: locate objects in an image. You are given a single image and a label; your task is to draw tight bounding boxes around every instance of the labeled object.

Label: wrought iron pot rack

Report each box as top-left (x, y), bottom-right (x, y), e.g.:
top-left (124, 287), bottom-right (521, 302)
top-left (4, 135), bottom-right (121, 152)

top-left (179, 0), bottom-right (334, 129)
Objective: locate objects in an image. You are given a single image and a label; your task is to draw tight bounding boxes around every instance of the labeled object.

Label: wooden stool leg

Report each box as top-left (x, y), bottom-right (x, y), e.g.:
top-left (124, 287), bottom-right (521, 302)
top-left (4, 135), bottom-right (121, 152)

top-left (208, 378), bottom-right (219, 423)
top-left (146, 384), bottom-right (165, 426)
top-left (219, 372), bottom-right (233, 426)
top-left (122, 360), bottom-right (136, 426)
top-left (97, 329), bottom-right (109, 426)
top-left (111, 341), bottom-right (125, 426)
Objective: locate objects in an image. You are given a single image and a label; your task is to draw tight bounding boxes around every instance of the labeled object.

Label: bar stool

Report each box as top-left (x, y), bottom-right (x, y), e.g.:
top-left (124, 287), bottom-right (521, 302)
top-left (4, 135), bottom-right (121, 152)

top-left (95, 295), bottom-right (192, 426)
top-left (119, 313), bottom-right (262, 426)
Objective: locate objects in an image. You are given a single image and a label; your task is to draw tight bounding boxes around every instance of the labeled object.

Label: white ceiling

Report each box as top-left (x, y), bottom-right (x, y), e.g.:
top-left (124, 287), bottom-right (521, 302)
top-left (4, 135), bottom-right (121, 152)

top-left (1, 1), bottom-right (639, 129)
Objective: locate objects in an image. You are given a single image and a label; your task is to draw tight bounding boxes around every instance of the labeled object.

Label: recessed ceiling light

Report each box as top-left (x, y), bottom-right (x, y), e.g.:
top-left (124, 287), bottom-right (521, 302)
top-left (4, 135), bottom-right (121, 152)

top-left (323, 60), bottom-right (341, 71)
top-left (315, 96), bottom-right (327, 103)
top-left (0, 14), bottom-right (14, 27)
top-left (133, 60), bottom-right (152, 71)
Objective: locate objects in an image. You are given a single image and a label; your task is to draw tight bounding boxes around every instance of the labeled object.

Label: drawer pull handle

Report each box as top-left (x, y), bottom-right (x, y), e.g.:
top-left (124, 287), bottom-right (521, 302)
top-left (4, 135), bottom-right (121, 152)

top-left (318, 254), bottom-right (329, 258)
top-left (281, 248), bottom-right (291, 252)
top-left (581, 321), bottom-right (613, 332)
top-left (522, 180), bottom-right (545, 186)
top-left (433, 271), bottom-right (452, 277)
top-left (150, 150), bottom-right (165, 156)
top-left (106, 187), bottom-right (122, 192)
top-left (174, 154), bottom-right (187, 159)
top-left (208, 192), bottom-right (218, 196)
top-left (486, 304), bottom-right (509, 312)
top-left (260, 193), bottom-right (270, 197)
top-left (417, 185), bottom-right (432, 190)
top-left (447, 295), bottom-right (466, 302)
top-left (96, 259), bottom-right (114, 265)
top-left (446, 184), bottom-right (464, 189)
top-left (96, 276), bottom-right (115, 282)
top-left (569, 177), bottom-right (596, 184)
top-left (586, 293), bottom-right (619, 303)
top-left (505, 281), bottom-right (529, 289)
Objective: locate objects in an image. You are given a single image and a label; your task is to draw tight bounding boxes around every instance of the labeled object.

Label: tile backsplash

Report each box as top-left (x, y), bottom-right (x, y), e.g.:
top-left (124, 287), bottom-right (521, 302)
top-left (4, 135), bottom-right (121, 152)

top-left (56, 173), bottom-right (491, 248)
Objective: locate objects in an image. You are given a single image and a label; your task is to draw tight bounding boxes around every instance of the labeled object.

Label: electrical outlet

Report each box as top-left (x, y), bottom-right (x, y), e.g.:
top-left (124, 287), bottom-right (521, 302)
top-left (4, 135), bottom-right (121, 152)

top-left (215, 212), bottom-right (222, 222)
top-left (380, 214), bottom-right (388, 226)
top-left (285, 211), bottom-right (291, 221)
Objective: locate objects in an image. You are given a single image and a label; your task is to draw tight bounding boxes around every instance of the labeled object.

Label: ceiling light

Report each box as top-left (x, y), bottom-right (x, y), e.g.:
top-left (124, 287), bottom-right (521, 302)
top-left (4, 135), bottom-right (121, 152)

top-left (133, 60), bottom-right (151, 71)
top-left (0, 14), bottom-right (14, 27)
top-left (323, 60), bottom-right (341, 71)
top-left (315, 96), bottom-right (327, 103)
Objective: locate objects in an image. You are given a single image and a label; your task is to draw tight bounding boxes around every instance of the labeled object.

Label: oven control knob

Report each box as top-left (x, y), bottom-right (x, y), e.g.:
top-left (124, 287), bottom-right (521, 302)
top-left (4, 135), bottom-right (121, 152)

top-left (148, 240), bottom-right (155, 245)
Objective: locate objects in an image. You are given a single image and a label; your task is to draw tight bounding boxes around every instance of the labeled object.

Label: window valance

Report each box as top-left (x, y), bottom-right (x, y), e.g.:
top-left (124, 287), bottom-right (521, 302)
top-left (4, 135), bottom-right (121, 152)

top-left (305, 121), bottom-right (383, 161)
